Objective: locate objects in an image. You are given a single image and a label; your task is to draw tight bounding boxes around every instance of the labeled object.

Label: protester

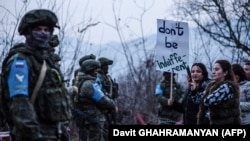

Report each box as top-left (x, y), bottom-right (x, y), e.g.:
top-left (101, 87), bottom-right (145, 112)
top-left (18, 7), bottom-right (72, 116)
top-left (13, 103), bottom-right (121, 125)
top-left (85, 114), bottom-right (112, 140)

top-left (183, 63), bottom-right (211, 125)
top-left (232, 63), bottom-right (250, 125)
top-left (243, 60), bottom-right (250, 81)
top-left (155, 72), bottom-right (185, 125)
top-left (196, 60), bottom-right (241, 125)
top-left (0, 9), bottom-right (72, 140)
top-left (74, 59), bottom-right (116, 141)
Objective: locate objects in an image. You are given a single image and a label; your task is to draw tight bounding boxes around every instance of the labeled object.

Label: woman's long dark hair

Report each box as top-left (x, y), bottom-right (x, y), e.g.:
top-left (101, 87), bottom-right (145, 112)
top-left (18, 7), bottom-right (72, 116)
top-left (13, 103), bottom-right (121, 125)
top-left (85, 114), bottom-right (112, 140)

top-left (191, 62), bottom-right (209, 82)
top-left (232, 63), bottom-right (247, 82)
top-left (215, 59), bottom-right (235, 82)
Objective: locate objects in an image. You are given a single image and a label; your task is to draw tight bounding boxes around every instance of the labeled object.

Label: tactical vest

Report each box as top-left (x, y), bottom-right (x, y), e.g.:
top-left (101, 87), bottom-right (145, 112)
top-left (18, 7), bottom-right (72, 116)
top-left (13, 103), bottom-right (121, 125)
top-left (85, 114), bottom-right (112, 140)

top-left (97, 73), bottom-right (119, 99)
top-left (1, 43), bottom-right (72, 123)
top-left (74, 75), bottom-right (96, 110)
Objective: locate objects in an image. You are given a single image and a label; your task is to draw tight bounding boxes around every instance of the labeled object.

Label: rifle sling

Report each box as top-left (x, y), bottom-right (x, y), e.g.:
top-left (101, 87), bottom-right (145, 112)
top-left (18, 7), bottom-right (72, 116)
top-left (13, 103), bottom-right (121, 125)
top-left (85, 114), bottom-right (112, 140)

top-left (30, 60), bottom-right (47, 104)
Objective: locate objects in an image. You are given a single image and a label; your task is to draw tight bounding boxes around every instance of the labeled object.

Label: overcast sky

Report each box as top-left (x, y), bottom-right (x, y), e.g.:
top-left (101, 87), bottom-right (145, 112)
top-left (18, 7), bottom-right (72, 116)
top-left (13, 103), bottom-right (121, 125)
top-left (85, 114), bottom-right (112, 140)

top-left (1, 0), bottom-right (199, 80)
top-left (1, 0), bottom-right (176, 44)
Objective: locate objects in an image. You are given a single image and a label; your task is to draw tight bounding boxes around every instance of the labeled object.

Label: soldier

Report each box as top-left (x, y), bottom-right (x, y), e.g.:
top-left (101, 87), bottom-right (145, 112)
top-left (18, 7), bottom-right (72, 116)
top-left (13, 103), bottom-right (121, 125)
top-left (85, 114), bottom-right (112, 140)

top-left (51, 53), bottom-right (61, 68)
top-left (0, 9), bottom-right (72, 141)
top-left (96, 57), bottom-right (119, 141)
top-left (48, 37), bottom-right (74, 141)
top-left (48, 34), bottom-right (59, 55)
top-left (96, 57), bottom-right (119, 100)
top-left (70, 54), bottom-right (96, 141)
top-left (155, 72), bottom-right (185, 125)
top-left (72, 54), bottom-right (96, 86)
top-left (73, 59), bottom-right (116, 141)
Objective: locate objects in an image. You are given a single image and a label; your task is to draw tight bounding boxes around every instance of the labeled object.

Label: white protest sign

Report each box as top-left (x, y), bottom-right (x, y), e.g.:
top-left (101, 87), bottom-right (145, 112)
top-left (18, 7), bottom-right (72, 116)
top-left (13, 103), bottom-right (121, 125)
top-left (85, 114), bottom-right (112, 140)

top-left (155, 19), bottom-right (189, 74)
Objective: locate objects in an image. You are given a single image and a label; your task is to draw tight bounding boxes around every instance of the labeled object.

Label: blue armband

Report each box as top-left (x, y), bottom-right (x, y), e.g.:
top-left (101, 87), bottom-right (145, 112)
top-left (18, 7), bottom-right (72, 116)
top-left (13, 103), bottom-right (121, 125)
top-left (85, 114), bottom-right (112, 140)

top-left (8, 58), bottom-right (29, 98)
top-left (95, 76), bottom-right (103, 89)
top-left (155, 84), bottom-right (163, 95)
top-left (92, 83), bottom-right (104, 102)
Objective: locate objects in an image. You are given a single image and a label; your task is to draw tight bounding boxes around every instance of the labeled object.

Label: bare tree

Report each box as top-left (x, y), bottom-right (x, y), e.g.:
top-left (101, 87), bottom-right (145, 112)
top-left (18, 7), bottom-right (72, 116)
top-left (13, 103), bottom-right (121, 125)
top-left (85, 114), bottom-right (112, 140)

top-left (172, 0), bottom-right (250, 64)
top-left (0, 1), bottom-right (28, 67)
top-left (102, 0), bottom-right (162, 124)
top-left (117, 55), bottom-right (161, 124)
top-left (0, 0), bottom-right (100, 82)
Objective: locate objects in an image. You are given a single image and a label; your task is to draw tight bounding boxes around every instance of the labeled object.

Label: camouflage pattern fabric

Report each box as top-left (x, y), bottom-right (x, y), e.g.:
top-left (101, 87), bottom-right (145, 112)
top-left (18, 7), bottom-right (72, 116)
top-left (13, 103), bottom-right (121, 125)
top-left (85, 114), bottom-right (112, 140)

top-left (18, 9), bottom-right (59, 35)
top-left (156, 73), bottom-right (185, 125)
top-left (1, 44), bottom-right (72, 141)
top-left (49, 34), bottom-right (59, 48)
top-left (79, 54), bottom-right (96, 66)
top-left (98, 57), bottom-right (113, 66)
top-left (72, 54), bottom-right (96, 86)
top-left (81, 59), bottom-right (100, 73)
top-left (96, 57), bottom-right (118, 141)
top-left (74, 70), bottom-right (116, 141)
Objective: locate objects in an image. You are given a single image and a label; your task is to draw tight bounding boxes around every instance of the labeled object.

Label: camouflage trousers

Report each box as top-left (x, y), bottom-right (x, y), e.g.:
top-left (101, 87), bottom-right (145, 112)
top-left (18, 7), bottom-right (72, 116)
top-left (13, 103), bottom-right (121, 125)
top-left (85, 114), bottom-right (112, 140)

top-left (77, 120), bottom-right (105, 141)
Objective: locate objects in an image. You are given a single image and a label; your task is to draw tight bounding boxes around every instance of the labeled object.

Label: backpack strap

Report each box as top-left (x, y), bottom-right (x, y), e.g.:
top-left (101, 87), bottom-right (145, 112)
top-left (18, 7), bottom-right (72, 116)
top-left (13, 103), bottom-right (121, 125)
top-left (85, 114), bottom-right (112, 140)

top-left (30, 60), bottom-right (47, 104)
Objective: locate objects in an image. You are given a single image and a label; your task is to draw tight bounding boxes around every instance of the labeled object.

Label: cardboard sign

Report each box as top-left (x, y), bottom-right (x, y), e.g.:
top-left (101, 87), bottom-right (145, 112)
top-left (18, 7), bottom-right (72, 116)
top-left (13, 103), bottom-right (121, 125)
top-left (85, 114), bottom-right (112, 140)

top-left (155, 19), bottom-right (189, 74)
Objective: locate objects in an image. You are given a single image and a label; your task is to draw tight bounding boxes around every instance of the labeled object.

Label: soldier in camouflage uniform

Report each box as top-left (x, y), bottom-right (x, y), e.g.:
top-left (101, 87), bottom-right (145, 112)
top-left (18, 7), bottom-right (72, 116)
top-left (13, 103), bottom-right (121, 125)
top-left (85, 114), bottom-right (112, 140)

top-left (96, 57), bottom-right (119, 100)
top-left (155, 72), bottom-right (185, 125)
top-left (51, 53), bottom-right (61, 68)
top-left (96, 57), bottom-right (118, 141)
top-left (70, 54), bottom-right (96, 141)
top-left (72, 54), bottom-right (96, 86)
top-left (48, 35), bottom-right (61, 69)
top-left (74, 59), bottom-right (116, 141)
top-left (48, 34), bottom-right (59, 55)
top-left (48, 36), bottom-right (74, 141)
top-left (0, 9), bottom-right (72, 141)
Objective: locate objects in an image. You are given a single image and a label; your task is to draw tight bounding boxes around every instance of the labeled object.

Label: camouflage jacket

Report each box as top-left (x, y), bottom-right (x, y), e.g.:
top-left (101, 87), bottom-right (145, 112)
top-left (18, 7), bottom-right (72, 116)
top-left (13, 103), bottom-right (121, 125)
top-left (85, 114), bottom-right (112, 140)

top-left (1, 43), bottom-right (72, 140)
top-left (96, 70), bottom-right (119, 99)
top-left (75, 73), bottom-right (116, 121)
top-left (155, 79), bottom-right (185, 121)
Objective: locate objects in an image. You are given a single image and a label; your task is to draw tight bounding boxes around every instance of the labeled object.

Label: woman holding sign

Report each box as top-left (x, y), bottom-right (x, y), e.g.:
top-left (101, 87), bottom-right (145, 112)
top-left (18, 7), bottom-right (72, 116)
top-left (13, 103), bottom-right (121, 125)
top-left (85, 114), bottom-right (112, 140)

top-left (197, 60), bottom-right (241, 125)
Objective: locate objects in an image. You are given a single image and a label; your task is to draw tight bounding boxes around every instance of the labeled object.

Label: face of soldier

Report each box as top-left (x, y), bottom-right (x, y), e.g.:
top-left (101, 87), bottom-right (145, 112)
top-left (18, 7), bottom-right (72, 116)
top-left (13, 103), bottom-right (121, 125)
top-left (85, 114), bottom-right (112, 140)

top-left (28, 25), bottom-right (52, 49)
top-left (90, 68), bottom-right (98, 77)
top-left (102, 65), bottom-right (109, 74)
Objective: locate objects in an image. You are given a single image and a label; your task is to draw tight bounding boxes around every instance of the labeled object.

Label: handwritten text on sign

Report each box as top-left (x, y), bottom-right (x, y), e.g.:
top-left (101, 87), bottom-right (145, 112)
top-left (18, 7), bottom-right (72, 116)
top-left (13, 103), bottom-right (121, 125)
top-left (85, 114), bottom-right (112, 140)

top-left (155, 19), bottom-right (189, 74)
